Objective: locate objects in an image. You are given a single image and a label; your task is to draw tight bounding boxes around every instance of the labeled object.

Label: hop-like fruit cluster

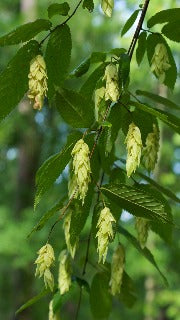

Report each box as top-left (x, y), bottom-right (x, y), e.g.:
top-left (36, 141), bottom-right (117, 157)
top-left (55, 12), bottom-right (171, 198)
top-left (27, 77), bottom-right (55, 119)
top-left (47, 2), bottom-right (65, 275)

top-left (94, 86), bottom-right (106, 121)
top-left (63, 211), bottom-right (78, 259)
top-left (151, 43), bottom-right (171, 83)
top-left (110, 244), bottom-right (125, 296)
top-left (101, 0), bottom-right (114, 17)
top-left (35, 244), bottom-right (55, 291)
top-left (96, 207), bottom-right (116, 263)
top-left (103, 64), bottom-right (119, 102)
top-left (28, 55), bottom-right (48, 110)
top-left (135, 217), bottom-right (149, 249)
top-left (71, 139), bottom-right (91, 204)
top-left (58, 250), bottom-right (72, 295)
top-left (49, 300), bottom-right (59, 320)
top-left (143, 124), bottom-right (160, 171)
top-left (125, 122), bottom-right (142, 177)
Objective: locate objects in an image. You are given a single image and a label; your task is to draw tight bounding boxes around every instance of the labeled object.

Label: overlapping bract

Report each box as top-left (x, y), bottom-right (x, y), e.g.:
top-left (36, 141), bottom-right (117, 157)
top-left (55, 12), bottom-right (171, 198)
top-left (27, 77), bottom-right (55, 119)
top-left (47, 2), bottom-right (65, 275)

top-left (70, 139), bottom-right (91, 204)
top-left (58, 250), bottom-right (72, 295)
top-left (125, 122), bottom-right (142, 177)
top-left (103, 64), bottom-right (119, 102)
top-left (49, 300), bottom-right (59, 320)
top-left (143, 124), bottom-right (160, 171)
top-left (28, 55), bottom-right (48, 110)
top-left (94, 86), bottom-right (106, 121)
top-left (135, 217), bottom-right (149, 249)
top-left (63, 210), bottom-right (78, 259)
top-left (101, 0), bottom-right (114, 17)
top-left (35, 244), bottom-right (55, 291)
top-left (151, 43), bottom-right (171, 83)
top-left (110, 244), bottom-right (125, 295)
top-left (96, 207), bottom-right (116, 263)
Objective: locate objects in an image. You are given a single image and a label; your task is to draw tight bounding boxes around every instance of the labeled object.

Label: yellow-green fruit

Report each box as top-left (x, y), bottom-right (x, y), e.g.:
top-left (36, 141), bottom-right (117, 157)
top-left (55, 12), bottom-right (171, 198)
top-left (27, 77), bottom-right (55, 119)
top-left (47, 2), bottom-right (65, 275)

top-left (94, 86), bottom-right (106, 121)
top-left (49, 300), bottom-right (59, 320)
top-left (71, 139), bottom-right (91, 204)
top-left (101, 0), bottom-right (114, 17)
top-left (143, 124), bottom-right (160, 171)
top-left (135, 217), bottom-right (149, 249)
top-left (110, 244), bottom-right (125, 295)
top-left (28, 55), bottom-right (48, 110)
top-left (125, 122), bottom-right (143, 177)
top-left (63, 211), bottom-right (78, 259)
top-left (103, 64), bottom-right (119, 102)
top-left (96, 207), bottom-right (116, 263)
top-left (35, 244), bottom-right (55, 291)
top-left (151, 43), bottom-right (171, 83)
top-left (58, 250), bottom-right (72, 295)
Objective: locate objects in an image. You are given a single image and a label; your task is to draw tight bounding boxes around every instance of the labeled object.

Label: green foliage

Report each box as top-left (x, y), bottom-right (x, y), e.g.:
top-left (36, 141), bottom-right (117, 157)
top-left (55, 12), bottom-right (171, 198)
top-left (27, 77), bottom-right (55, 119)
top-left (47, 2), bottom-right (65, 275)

top-left (136, 31), bottom-right (147, 66)
top-left (83, 0), bottom-right (94, 12)
top-left (55, 88), bottom-right (94, 127)
top-left (136, 90), bottom-right (180, 111)
top-left (161, 22), bottom-right (180, 43)
top-left (90, 271), bottom-right (112, 319)
top-left (48, 3), bottom-right (70, 18)
top-left (101, 183), bottom-right (171, 224)
top-left (16, 288), bottom-right (49, 314)
top-left (70, 52), bottom-right (106, 78)
top-left (146, 33), bottom-right (177, 89)
top-left (118, 226), bottom-right (168, 286)
top-left (0, 19), bottom-right (52, 46)
top-left (121, 10), bottom-right (140, 36)
top-left (118, 53), bottom-right (131, 89)
top-left (0, 40), bottom-right (40, 122)
top-left (45, 25), bottom-right (72, 99)
top-left (119, 272), bottom-right (137, 308)
top-left (147, 8), bottom-right (180, 28)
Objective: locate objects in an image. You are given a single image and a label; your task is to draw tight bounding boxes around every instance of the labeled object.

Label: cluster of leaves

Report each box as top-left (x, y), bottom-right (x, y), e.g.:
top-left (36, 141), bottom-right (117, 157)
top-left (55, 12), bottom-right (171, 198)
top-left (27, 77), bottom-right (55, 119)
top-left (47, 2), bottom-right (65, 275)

top-left (0, 1), bottom-right (179, 319)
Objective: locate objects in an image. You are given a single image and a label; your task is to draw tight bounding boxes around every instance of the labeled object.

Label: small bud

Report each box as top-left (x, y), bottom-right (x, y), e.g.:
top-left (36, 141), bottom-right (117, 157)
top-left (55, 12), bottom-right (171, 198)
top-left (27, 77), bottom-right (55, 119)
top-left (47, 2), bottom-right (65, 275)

top-left (101, 0), bottom-right (114, 17)
top-left (35, 244), bottom-right (55, 291)
top-left (151, 43), bottom-right (171, 83)
top-left (94, 87), bottom-right (106, 121)
top-left (28, 55), bottom-right (48, 110)
top-left (143, 124), bottom-right (160, 171)
top-left (63, 211), bottom-right (78, 259)
top-left (49, 300), bottom-right (59, 320)
top-left (135, 217), bottom-right (149, 249)
top-left (58, 250), bottom-right (72, 295)
top-left (71, 139), bottom-right (91, 204)
top-left (103, 64), bottom-right (119, 102)
top-left (96, 207), bottom-right (116, 263)
top-left (125, 122), bottom-right (143, 177)
top-left (110, 244), bottom-right (125, 296)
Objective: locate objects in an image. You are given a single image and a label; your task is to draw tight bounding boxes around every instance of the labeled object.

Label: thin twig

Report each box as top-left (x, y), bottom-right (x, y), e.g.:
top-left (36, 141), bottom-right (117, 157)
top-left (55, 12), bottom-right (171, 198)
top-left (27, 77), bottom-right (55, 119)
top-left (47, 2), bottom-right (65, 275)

top-left (40, 0), bottom-right (83, 46)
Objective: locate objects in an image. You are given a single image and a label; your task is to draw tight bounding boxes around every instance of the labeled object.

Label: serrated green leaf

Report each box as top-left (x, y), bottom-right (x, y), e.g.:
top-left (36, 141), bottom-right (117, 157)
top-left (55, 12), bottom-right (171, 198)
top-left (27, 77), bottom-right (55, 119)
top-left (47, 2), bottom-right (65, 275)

top-left (121, 10), bottom-right (139, 37)
top-left (90, 52), bottom-right (106, 63)
top-left (16, 288), bottom-right (49, 314)
top-left (136, 31), bottom-right (147, 65)
top-left (101, 183), bottom-right (171, 224)
top-left (55, 88), bottom-right (94, 128)
top-left (80, 63), bottom-right (106, 100)
top-left (131, 100), bottom-right (180, 134)
top-left (110, 168), bottom-right (126, 184)
top-left (136, 90), bottom-right (180, 111)
top-left (0, 19), bottom-right (52, 46)
top-left (45, 25), bottom-right (72, 100)
top-left (118, 53), bottom-right (130, 89)
top-left (146, 33), bottom-right (177, 89)
top-left (0, 40), bottom-right (40, 122)
top-left (35, 137), bottom-right (79, 209)
top-left (90, 272), bottom-right (112, 319)
top-left (70, 57), bottom-right (91, 78)
top-left (28, 199), bottom-right (64, 238)
top-left (48, 3), bottom-right (70, 18)
top-left (147, 8), bottom-right (180, 28)
top-left (162, 22), bottom-right (180, 43)
top-left (118, 226), bottom-right (168, 286)
top-left (109, 48), bottom-right (126, 57)
top-left (119, 272), bottom-right (137, 308)
top-left (83, 0), bottom-right (94, 12)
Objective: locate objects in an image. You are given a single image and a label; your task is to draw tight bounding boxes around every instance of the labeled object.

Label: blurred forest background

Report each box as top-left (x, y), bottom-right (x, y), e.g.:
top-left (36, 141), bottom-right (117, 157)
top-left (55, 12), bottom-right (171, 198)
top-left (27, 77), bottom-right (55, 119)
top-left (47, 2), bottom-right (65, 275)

top-left (0, 0), bottom-right (179, 319)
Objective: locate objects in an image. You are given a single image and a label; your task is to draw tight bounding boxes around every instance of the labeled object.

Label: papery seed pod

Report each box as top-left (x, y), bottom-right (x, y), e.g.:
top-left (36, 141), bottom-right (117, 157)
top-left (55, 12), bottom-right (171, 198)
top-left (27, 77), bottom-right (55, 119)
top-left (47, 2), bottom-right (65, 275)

top-left (135, 217), bottom-right (149, 249)
top-left (49, 300), bottom-right (59, 320)
top-left (58, 250), bottom-right (72, 295)
top-left (96, 207), bottom-right (116, 263)
top-left (125, 122), bottom-right (143, 177)
top-left (101, 0), bottom-right (114, 17)
top-left (151, 43), bottom-right (171, 83)
top-left (63, 210), bottom-right (78, 259)
top-left (143, 124), bottom-right (160, 171)
top-left (103, 64), bottom-right (119, 102)
top-left (71, 139), bottom-right (91, 204)
top-left (110, 244), bottom-right (125, 295)
top-left (28, 55), bottom-right (48, 110)
top-left (35, 244), bottom-right (55, 291)
top-left (94, 86), bottom-right (106, 121)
